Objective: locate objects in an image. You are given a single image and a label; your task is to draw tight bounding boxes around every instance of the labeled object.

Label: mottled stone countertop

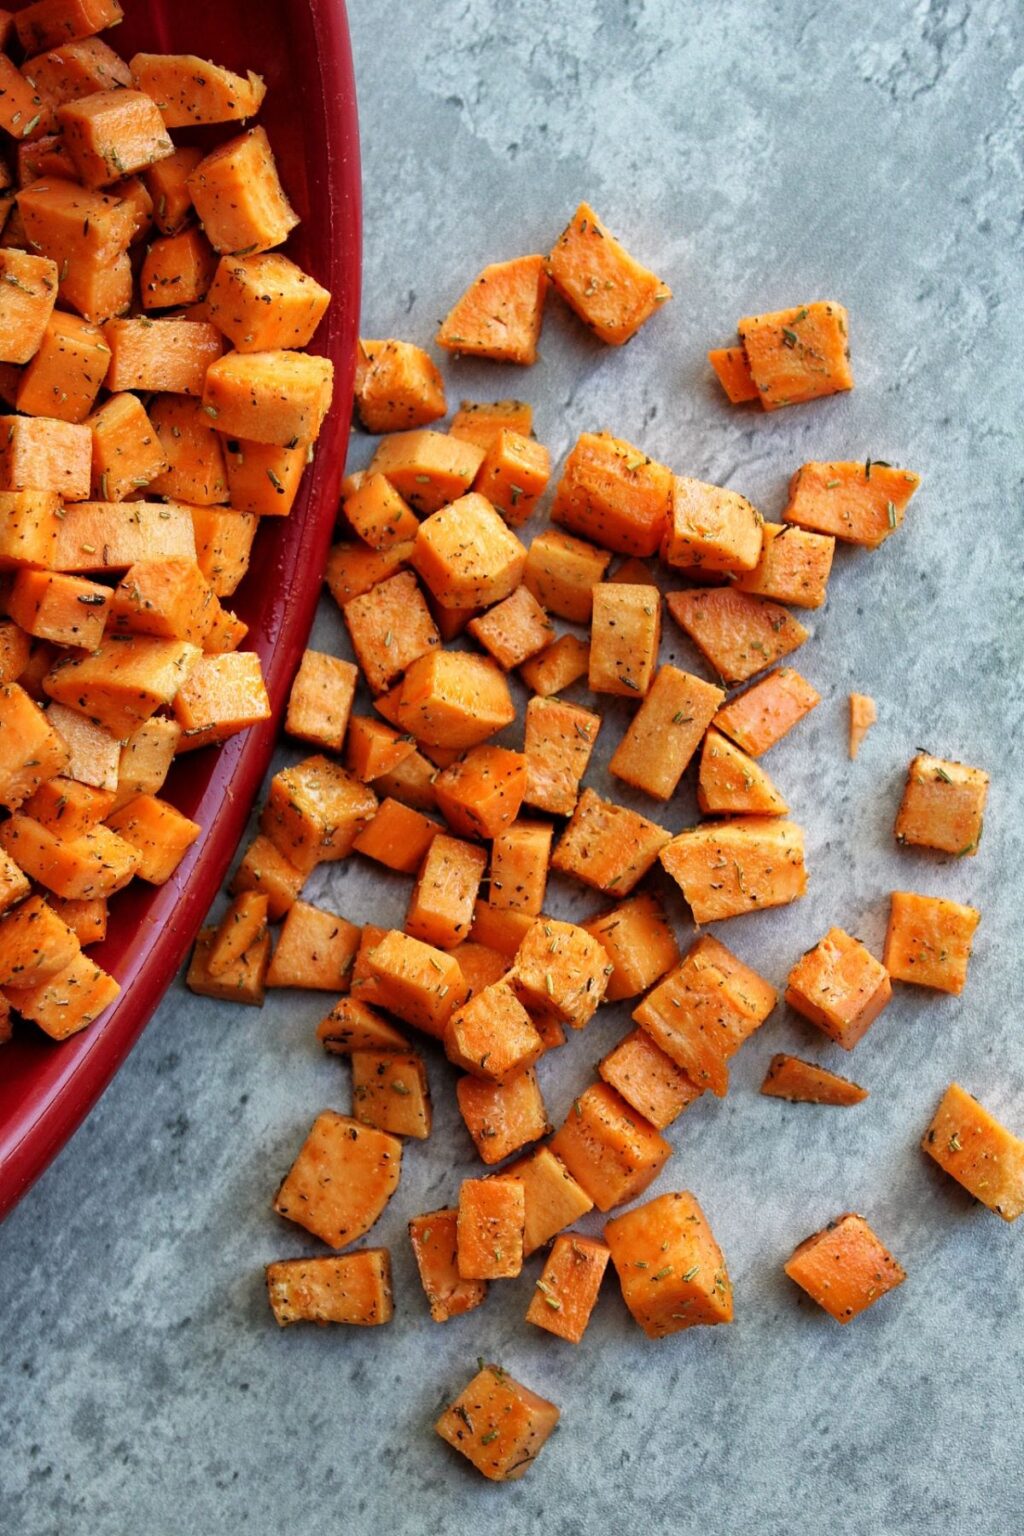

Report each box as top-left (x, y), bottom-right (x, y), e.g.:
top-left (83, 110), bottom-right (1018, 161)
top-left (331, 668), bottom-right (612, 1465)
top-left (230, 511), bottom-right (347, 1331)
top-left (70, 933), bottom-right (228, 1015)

top-left (3, 2), bottom-right (1023, 1533)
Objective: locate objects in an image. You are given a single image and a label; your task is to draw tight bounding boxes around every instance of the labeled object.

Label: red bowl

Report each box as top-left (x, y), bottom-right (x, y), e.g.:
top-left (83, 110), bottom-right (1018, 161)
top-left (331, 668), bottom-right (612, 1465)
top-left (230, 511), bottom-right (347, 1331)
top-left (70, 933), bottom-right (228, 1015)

top-left (0, 0), bottom-right (361, 1220)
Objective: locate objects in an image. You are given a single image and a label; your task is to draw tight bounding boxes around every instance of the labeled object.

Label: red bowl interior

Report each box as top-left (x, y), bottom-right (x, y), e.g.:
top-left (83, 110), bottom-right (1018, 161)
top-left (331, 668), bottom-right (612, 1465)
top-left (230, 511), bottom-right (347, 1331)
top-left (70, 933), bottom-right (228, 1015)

top-left (0, 0), bottom-right (361, 1220)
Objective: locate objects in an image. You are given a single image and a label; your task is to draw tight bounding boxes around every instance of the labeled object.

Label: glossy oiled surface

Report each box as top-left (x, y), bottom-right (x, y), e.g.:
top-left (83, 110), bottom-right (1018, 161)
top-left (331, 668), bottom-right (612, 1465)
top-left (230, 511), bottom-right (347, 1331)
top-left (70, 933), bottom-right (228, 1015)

top-left (0, 0), bottom-right (361, 1218)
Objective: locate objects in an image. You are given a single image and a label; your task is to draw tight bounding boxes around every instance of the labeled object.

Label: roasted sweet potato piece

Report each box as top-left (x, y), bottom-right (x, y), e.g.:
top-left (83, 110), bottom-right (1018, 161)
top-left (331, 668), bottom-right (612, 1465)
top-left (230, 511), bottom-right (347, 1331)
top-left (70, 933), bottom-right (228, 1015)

top-left (59, 89), bottom-right (173, 188)
top-left (848, 692), bottom-right (877, 760)
top-left (468, 585), bottom-right (554, 669)
top-left (450, 398), bottom-right (533, 451)
top-left (47, 894), bottom-right (106, 947)
top-left (364, 928), bottom-right (468, 1038)
top-left (922, 1083), bottom-right (1024, 1222)
top-left (523, 696), bottom-right (599, 816)
top-left (734, 522), bottom-right (835, 609)
top-left (0, 415), bottom-right (91, 500)
top-left (22, 36), bottom-right (131, 107)
top-left (469, 901), bottom-right (536, 959)
top-left (0, 814), bottom-right (140, 899)
top-left (547, 201), bottom-right (671, 346)
top-left (0, 250), bottom-right (58, 366)
top-left (22, 776), bottom-right (113, 839)
top-left (272, 1110), bottom-right (402, 1250)
top-left (353, 797), bottom-right (440, 875)
top-left (714, 666), bottom-right (820, 757)
top-left (174, 651), bottom-right (270, 749)
top-left (660, 817), bottom-right (807, 923)
top-left (552, 787), bottom-right (670, 896)
top-left (666, 587), bottom-right (809, 686)
top-left (785, 928), bottom-right (891, 1050)
top-left (341, 570), bottom-right (439, 695)
top-left (883, 891), bottom-right (980, 995)
top-left (186, 922), bottom-right (270, 1005)
top-left (53, 500), bottom-right (196, 573)
top-left (105, 793), bottom-right (200, 884)
top-left (15, 0), bottom-right (124, 53)
top-left (0, 682), bottom-right (68, 809)
top-left (526, 1233), bottom-right (610, 1344)
top-left (203, 349), bottom-right (333, 445)
top-left (0, 894), bottom-right (79, 987)
top-left (261, 755), bottom-right (376, 875)
top-left (46, 703), bottom-right (118, 790)
top-left (609, 664), bottom-right (725, 800)
top-left (662, 475), bottom-right (763, 574)
top-left (352, 1050), bottom-right (432, 1140)
top-left (353, 339), bottom-right (446, 434)
top-left (15, 310), bottom-right (110, 424)
top-left (343, 473), bottom-right (418, 551)
top-left (112, 716), bottom-right (180, 808)
top-left (518, 632), bottom-right (590, 697)
top-left (736, 300), bottom-right (852, 410)
top-left (496, 1145), bottom-right (593, 1256)
top-left (140, 228), bottom-right (218, 311)
top-left (511, 916), bottom-right (610, 1031)
top-left (785, 1213), bottom-right (904, 1322)
top-left (457, 1177), bottom-right (525, 1279)
top-left (187, 126), bottom-right (298, 255)
top-left (553, 431), bottom-right (672, 557)
top-left (409, 1209), bottom-right (487, 1322)
top-left (456, 1065), bottom-right (550, 1164)
top-left (316, 997), bottom-right (408, 1055)
top-left (761, 1054), bottom-right (868, 1106)
top-left (697, 727), bottom-right (788, 816)
top-left (437, 254), bottom-right (547, 365)
top-left (588, 582), bottom-right (661, 697)
top-left (522, 527), bottom-right (610, 623)
top-left (489, 820), bottom-right (552, 916)
top-left (266, 1250), bottom-right (393, 1328)
top-left (598, 1027), bottom-right (702, 1129)
top-left (8, 569), bottom-right (110, 650)
top-left (43, 634), bottom-right (198, 738)
top-left (103, 317), bottom-right (222, 396)
top-left (130, 53), bottom-right (266, 129)
top-left (205, 891), bottom-right (269, 981)
top-left (222, 436), bottom-right (306, 517)
top-left (346, 717), bottom-right (415, 783)
top-left (4, 948), bottom-right (118, 1039)
top-left (368, 429), bottom-right (483, 515)
top-left (433, 744), bottom-right (526, 839)
top-left (605, 1190), bottom-right (733, 1336)
top-left (550, 1081), bottom-right (671, 1212)
top-left (472, 430), bottom-right (550, 526)
top-left (783, 459), bottom-right (921, 548)
top-left (396, 650), bottom-right (515, 750)
top-left (16, 177), bottom-right (134, 324)
top-left (445, 978), bottom-right (544, 1084)
top-left (0, 55), bottom-right (54, 142)
top-left (413, 492), bottom-right (527, 610)
top-left (229, 833), bottom-right (305, 920)
top-left (405, 833), bottom-right (486, 950)
top-left (895, 753), bottom-right (988, 856)
top-left (708, 344), bottom-right (758, 404)
top-left (583, 893), bottom-right (680, 1002)
top-left (435, 1364), bottom-right (559, 1482)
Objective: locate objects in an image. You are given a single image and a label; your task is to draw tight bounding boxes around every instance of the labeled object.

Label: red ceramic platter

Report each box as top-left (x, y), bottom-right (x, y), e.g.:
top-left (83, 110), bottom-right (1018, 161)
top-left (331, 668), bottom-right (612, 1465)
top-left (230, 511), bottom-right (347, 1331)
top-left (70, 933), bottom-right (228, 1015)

top-left (0, 0), bottom-right (361, 1219)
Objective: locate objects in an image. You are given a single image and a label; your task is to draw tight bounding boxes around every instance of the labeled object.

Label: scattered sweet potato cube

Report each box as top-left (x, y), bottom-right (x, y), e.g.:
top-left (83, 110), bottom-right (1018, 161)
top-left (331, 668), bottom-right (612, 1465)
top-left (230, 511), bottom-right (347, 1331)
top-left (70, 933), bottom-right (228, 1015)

top-left (433, 744), bottom-right (526, 839)
top-left (697, 727), bottom-right (788, 815)
top-left (785, 1212), bottom-right (904, 1322)
top-left (662, 475), bottom-right (763, 574)
top-left (396, 650), bottom-right (515, 750)
top-left (186, 921), bottom-right (269, 1005)
top-left (449, 398), bottom-right (532, 450)
top-left (437, 254), bottom-right (548, 365)
top-left (265, 1250), bottom-right (393, 1328)
top-left (354, 339), bottom-right (446, 434)
top-left (457, 1177), bottom-right (525, 1279)
top-left (352, 1050), bottom-right (431, 1140)
top-left (343, 473), bottom-right (418, 551)
top-left (435, 1364), bottom-right (559, 1481)
top-left (511, 916), bottom-right (609, 1030)
top-left (609, 664), bottom-right (725, 800)
top-left (445, 978), bottom-right (544, 1083)
top-left (261, 756), bottom-right (376, 875)
top-left (552, 431), bottom-right (672, 556)
top-left (761, 1054), bottom-right (868, 1106)
top-left (785, 928), bottom-right (891, 1050)
top-left (341, 569), bottom-right (440, 696)
top-left (883, 891), bottom-right (980, 995)
top-left (316, 997), bottom-right (408, 1055)
top-left (352, 797), bottom-right (439, 874)
top-left (468, 585), bottom-right (554, 669)
top-left (734, 522), bottom-right (835, 609)
top-left (550, 1081), bottom-right (671, 1212)
top-left (472, 430), bottom-right (551, 525)
top-left (284, 649), bottom-right (356, 754)
top-left (783, 460), bottom-right (921, 548)
top-left (203, 349), bottom-right (333, 445)
top-left (737, 300), bottom-right (852, 410)
top-left (265, 901), bottom-right (360, 992)
top-left (895, 753), bottom-right (989, 857)
top-left (365, 928), bottom-right (468, 1038)
top-left (413, 492), bottom-right (527, 610)
top-left (0, 814), bottom-right (140, 899)
top-left (0, 250), bottom-right (58, 365)
top-left (4, 947), bottom-right (119, 1039)
top-left (552, 787), bottom-right (671, 896)
top-left (345, 717), bottom-right (415, 783)
top-left (109, 557), bottom-right (216, 643)
top-left (368, 429), bottom-right (483, 515)
top-left (173, 650), bottom-right (270, 749)
top-left (0, 490), bottom-right (63, 571)
top-left (372, 748), bottom-right (438, 813)
top-left (489, 820), bottom-right (552, 916)
top-left (519, 632), bottom-right (591, 696)
top-left (660, 817), bottom-right (807, 923)
top-left (456, 1065), bottom-right (550, 1164)
top-left (55, 500), bottom-right (197, 573)
top-left (526, 1233), bottom-right (610, 1344)
top-left (605, 1190), bottom-right (733, 1336)
top-left (713, 666), bottom-right (820, 757)
top-left (547, 202), bottom-right (671, 346)
top-left (496, 1145), bottom-right (593, 1255)
top-left (452, 940), bottom-right (508, 997)
top-left (666, 587), bottom-right (809, 686)
top-left (708, 344), bottom-right (759, 404)
top-left (187, 126), bottom-right (298, 254)
top-left (469, 901), bottom-right (536, 958)
top-left (16, 309), bottom-right (110, 424)
top-left (582, 892), bottom-right (680, 1001)
top-left (922, 1082), bottom-right (1024, 1222)
top-left (272, 1111), bottom-right (402, 1250)
top-left (598, 1027), bottom-right (702, 1128)
top-left (588, 581), bottom-right (661, 697)
top-left (205, 891), bottom-right (269, 980)
top-left (405, 833), bottom-right (487, 950)
top-left (522, 527), bottom-right (611, 622)
top-left (523, 696), bottom-right (599, 816)
top-left (409, 1209), bottom-right (487, 1322)
top-left (229, 833), bottom-right (306, 919)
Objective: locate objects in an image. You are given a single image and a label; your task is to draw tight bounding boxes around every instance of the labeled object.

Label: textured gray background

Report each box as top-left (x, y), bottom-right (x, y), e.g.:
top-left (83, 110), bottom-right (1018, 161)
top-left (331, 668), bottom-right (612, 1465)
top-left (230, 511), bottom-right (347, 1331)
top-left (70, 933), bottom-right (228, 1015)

top-left (3, 1), bottom-right (1023, 1532)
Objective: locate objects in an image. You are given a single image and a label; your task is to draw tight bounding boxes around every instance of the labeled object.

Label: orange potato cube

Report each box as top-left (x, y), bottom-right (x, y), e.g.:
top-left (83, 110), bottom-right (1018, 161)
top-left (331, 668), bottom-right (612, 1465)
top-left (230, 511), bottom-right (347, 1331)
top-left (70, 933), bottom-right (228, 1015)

top-left (22, 776), bottom-right (114, 839)
top-left (185, 922), bottom-right (270, 1005)
top-left (449, 398), bottom-right (533, 451)
top-left (708, 344), bottom-right (759, 404)
top-left (849, 691), bottom-right (877, 760)
top-left (489, 820), bottom-right (552, 916)
top-left (204, 249), bottom-right (329, 350)
top-left (53, 500), bottom-right (196, 574)
top-left (761, 1054), bottom-right (868, 1106)
top-left (413, 492), bottom-right (527, 610)
top-left (230, 833), bottom-right (305, 920)
top-left (895, 753), bottom-right (989, 857)
top-left (188, 505), bottom-right (256, 596)
top-left (104, 317), bottom-right (222, 396)
top-left (316, 996), bottom-right (408, 1055)
top-left (105, 793), bottom-right (200, 883)
top-left (666, 587), bottom-right (809, 686)
top-left (526, 1233), bottom-right (610, 1344)
top-left (468, 585), bottom-right (554, 670)
top-left (354, 339), bottom-right (446, 434)
top-left (368, 429), bottom-right (483, 515)
top-left (457, 1176), bottom-right (525, 1279)
top-left (660, 816), bottom-right (807, 923)
top-left (0, 414), bottom-right (91, 500)
top-left (129, 52), bottom-right (266, 129)
top-left (15, 309), bottom-right (110, 424)
top-left (187, 126), bottom-right (298, 254)
top-left (0, 250), bottom-right (58, 365)
top-left (445, 978), bottom-right (544, 1083)
top-left (265, 902), bottom-right (359, 992)
top-left (46, 894), bottom-right (106, 947)
top-left (785, 927), bottom-right (892, 1050)
top-left (4, 947), bottom-right (118, 1039)
top-left (511, 916), bottom-right (611, 1029)
top-left (0, 814), bottom-right (139, 899)
top-left (261, 755), bottom-right (376, 875)
top-left (351, 1049), bottom-right (431, 1140)
top-left (714, 666), bottom-right (820, 757)
top-left (697, 726), bottom-right (788, 816)
top-left (46, 702), bottom-right (118, 790)
top-left (552, 787), bottom-right (671, 896)
top-left (0, 622), bottom-right (30, 686)
top-left (0, 893), bottom-right (79, 987)
top-left (783, 459), bottom-right (921, 548)
top-left (341, 569), bottom-right (439, 695)
top-left (733, 522), bottom-right (835, 609)
top-left (173, 650), bottom-right (270, 749)
top-left (522, 526), bottom-right (610, 623)
top-left (0, 681), bottom-right (69, 808)
top-left (922, 1082), bottom-right (1024, 1222)
top-left (433, 745), bottom-right (525, 839)
top-left (58, 88), bottom-right (172, 187)
top-left (396, 650), bottom-right (515, 750)
top-left (405, 833), bottom-right (487, 950)
top-left (345, 717), bottom-right (415, 783)
top-left (469, 901), bottom-right (536, 959)
top-left (343, 473), bottom-right (418, 551)
top-left (272, 1110), bottom-right (402, 1250)
top-left (883, 890), bottom-right (980, 995)
top-left (0, 54), bottom-right (54, 142)
top-left (605, 1190), bottom-right (733, 1336)
top-left (109, 558), bottom-right (216, 645)
top-left (0, 490), bottom-right (63, 571)
top-left (8, 569), bottom-right (110, 649)
top-left (456, 1065), bottom-right (550, 1164)
top-left (550, 1081), bottom-right (671, 1212)
top-left (206, 891), bottom-right (269, 980)
top-left (0, 847), bottom-right (31, 916)
top-left (265, 1250), bottom-right (392, 1329)
top-left (221, 436), bottom-right (306, 517)
top-left (518, 632), bottom-right (590, 697)
top-left (353, 797), bottom-right (440, 875)
top-left (496, 1145), bottom-right (593, 1255)
top-left (451, 940), bottom-right (508, 997)
top-left (203, 349), bottom-right (333, 445)
top-left (547, 201), bottom-right (671, 346)
top-left (738, 300), bottom-right (852, 410)
top-left (785, 1212), bottom-right (904, 1322)
top-left (610, 664), bottom-right (725, 800)
top-left (553, 431), bottom-right (672, 557)
top-left (582, 892), bottom-right (680, 1002)
top-left (408, 1209), bottom-right (487, 1322)
top-left (633, 934), bottom-right (776, 1097)
top-left (437, 253), bottom-right (547, 364)
top-left (140, 227), bottom-right (218, 311)
top-left (523, 696), bottom-right (599, 816)
top-left (16, 176), bottom-right (135, 324)
top-left (87, 392), bottom-right (168, 501)
top-left (365, 928), bottom-right (468, 1038)
top-left (15, 1), bottom-right (124, 54)
top-left (372, 748), bottom-right (438, 813)
top-left (472, 430), bottom-right (550, 526)
top-left (112, 716), bottom-right (180, 808)
top-left (436, 1364), bottom-right (558, 1481)
top-left (44, 635), bottom-right (198, 738)
top-left (143, 143), bottom-right (200, 231)
top-left (22, 36), bottom-right (132, 107)
top-left (662, 475), bottom-right (763, 574)
top-left (588, 581), bottom-right (661, 697)
top-left (599, 1027), bottom-right (702, 1129)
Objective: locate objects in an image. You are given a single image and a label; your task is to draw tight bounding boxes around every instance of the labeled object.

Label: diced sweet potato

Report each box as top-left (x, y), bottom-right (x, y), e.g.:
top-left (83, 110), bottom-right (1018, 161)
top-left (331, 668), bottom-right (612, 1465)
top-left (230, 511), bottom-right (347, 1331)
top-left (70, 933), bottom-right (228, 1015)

top-left (15, 310), bottom-right (110, 424)
top-left (16, 176), bottom-right (134, 324)
top-left (0, 250), bottom-right (58, 366)
top-left (708, 344), bottom-right (758, 404)
top-left (552, 787), bottom-right (670, 896)
top-left (368, 429), bottom-right (483, 516)
top-left (346, 717), bottom-right (415, 783)
top-left (526, 1233), bottom-right (610, 1344)
top-left (352, 797), bottom-right (439, 875)
top-left (457, 1177), bottom-right (525, 1279)
top-left (588, 581), bottom-right (661, 697)
top-left (582, 892), bottom-right (680, 1002)
top-left (130, 52), bottom-right (266, 129)
top-left (452, 940), bottom-right (508, 997)
top-left (0, 847), bottom-right (31, 916)
top-left (662, 475), bottom-right (763, 574)
top-left (666, 587), bottom-right (809, 686)
top-left (518, 632), bottom-right (590, 697)
top-left (472, 430), bottom-right (550, 526)
top-left (0, 813), bottom-right (139, 899)
top-left (207, 251), bottom-right (328, 354)
top-left (922, 1082), bottom-right (1024, 1222)
top-left (785, 1212), bottom-right (904, 1322)
top-left (221, 435), bottom-right (306, 517)
top-left (445, 978), bottom-right (544, 1084)
top-left (22, 37), bottom-right (131, 107)
top-left (468, 585), bottom-right (554, 669)
top-left (489, 820), bottom-right (552, 916)
top-left (783, 459), bottom-right (921, 548)
top-left (396, 650), bottom-right (515, 750)
top-left (496, 1146), bottom-right (592, 1255)
top-left (142, 144), bottom-right (201, 234)
top-left (714, 666), bottom-right (820, 757)
top-left (273, 1110), bottom-right (402, 1250)
top-left (0, 490), bottom-right (62, 571)
top-left (372, 748), bottom-right (438, 813)
top-left (53, 500), bottom-right (196, 573)
top-left (511, 915), bottom-right (610, 1031)
top-left (598, 1027), bottom-right (701, 1128)
top-left (895, 753), bottom-right (988, 857)
top-left (785, 928), bottom-right (891, 1050)
top-left (43, 634), bottom-right (198, 737)
top-left (413, 492), bottom-right (527, 610)
top-left (449, 398), bottom-right (533, 450)
top-left (0, 54), bottom-right (54, 142)
top-left (365, 928), bottom-right (468, 1038)
top-left (0, 893), bottom-right (79, 987)
top-left (343, 473), bottom-right (418, 552)
top-left (187, 126), bottom-right (298, 254)
top-left (22, 776), bottom-right (113, 839)
top-left (229, 833), bottom-right (305, 919)
top-left (734, 522), bottom-right (835, 609)
top-left (550, 1081), bottom-right (671, 1212)
top-left (140, 227), bottom-right (218, 312)
top-left (353, 339), bottom-right (446, 434)
top-left (437, 254), bottom-right (547, 365)
top-left (205, 891), bottom-right (269, 980)
top-left (47, 894), bottom-right (106, 947)
top-left (46, 702), bottom-right (118, 790)
top-left (660, 817), bottom-right (807, 923)
top-left (260, 756), bottom-right (376, 875)
top-left (547, 202), bottom-right (671, 346)
top-left (352, 1049), bottom-right (431, 1140)
top-left (341, 569), bottom-right (439, 696)
top-left (553, 431), bottom-right (672, 557)
top-left (433, 745), bottom-right (525, 840)
top-left (605, 1190), bottom-right (733, 1336)
top-left (105, 793), bottom-right (200, 883)
top-left (203, 348), bottom-right (333, 445)
top-left (609, 664), bottom-right (725, 800)
top-left (406, 833), bottom-right (486, 950)
top-left (523, 695), bottom-right (599, 816)
top-left (0, 681), bottom-right (68, 808)
top-left (186, 921), bottom-right (269, 1005)
top-left (112, 716), bottom-right (179, 808)
top-left (188, 505), bottom-right (256, 596)
top-left (469, 901), bottom-right (536, 959)
top-left (0, 414), bottom-right (91, 500)
top-left (15, 0), bottom-right (123, 53)
top-left (109, 558), bottom-right (215, 644)
top-left (4, 947), bottom-right (118, 1039)
top-left (8, 568), bottom-right (110, 649)
top-left (761, 1054), bottom-right (868, 1106)
top-left (435, 1364), bottom-right (558, 1481)
top-left (266, 1250), bottom-right (392, 1328)
top-left (102, 317), bottom-right (222, 397)
top-left (173, 650), bottom-right (270, 749)
top-left (697, 726), bottom-right (788, 815)
top-left (522, 527), bottom-right (610, 623)
top-left (737, 300), bottom-right (852, 410)
top-left (316, 997), bottom-right (408, 1055)
top-left (59, 89), bottom-right (173, 188)
top-left (409, 1209), bottom-right (487, 1322)
top-left (456, 1065), bottom-right (550, 1164)
top-left (884, 890), bottom-right (980, 995)
top-left (848, 692), bottom-right (877, 760)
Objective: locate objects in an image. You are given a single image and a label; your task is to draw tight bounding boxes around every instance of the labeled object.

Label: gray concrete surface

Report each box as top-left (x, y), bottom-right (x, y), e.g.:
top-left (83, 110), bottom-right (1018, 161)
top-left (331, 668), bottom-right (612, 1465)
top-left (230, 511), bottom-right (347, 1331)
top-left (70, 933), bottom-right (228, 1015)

top-left (3, 1), bottom-right (1024, 1532)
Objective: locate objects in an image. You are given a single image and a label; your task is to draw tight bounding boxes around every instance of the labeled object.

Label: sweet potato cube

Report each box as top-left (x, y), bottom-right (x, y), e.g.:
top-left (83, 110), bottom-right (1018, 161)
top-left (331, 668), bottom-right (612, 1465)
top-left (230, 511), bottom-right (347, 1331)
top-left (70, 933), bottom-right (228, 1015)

top-left (341, 570), bottom-right (439, 695)
top-left (469, 901), bottom-right (536, 958)
top-left (16, 311), bottom-right (109, 426)
top-left (553, 431), bottom-right (672, 558)
top-left (53, 500), bottom-right (196, 573)
top-left (4, 947), bottom-right (118, 1039)
top-left (457, 1177), bottom-right (525, 1279)
top-left (365, 928), bottom-right (468, 1038)
top-left (351, 1049), bottom-right (431, 1140)
top-left (436, 1364), bottom-right (558, 1481)
top-left (353, 339), bottom-right (445, 434)
top-left (0, 682), bottom-right (68, 808)
top-left (129, 51), bottom-right (265, 129)
top-left (103, 317), bottom-right (222, 397)
top-left (761, 1054), bottom-right (868, 1106)
top-left (413, 492), bottom-right (527, 611)
top-left (666, 587), bottom-right (809, 686)
top-left (0, 54), bottom-right (54, 142)
top-left (187, 126), bottom-right (297, 254)
top-left (697, 726), bottom-right (788, 815)
top-left (105, 793), bottom-right (200, 883)
top-left (316, 997), bottom-right (408, 1055)
top-left (714, 666), bottom-right (820, 757)
top-left (522, 527), bottom-right (610, 623)
top-left (783, 459), bottom-right (921, 548)
top-left (368, 430), bottom-right (483, 516)
top-left (605, 1190), bottom-right (733, 1336)
top-left (433, 745), bottom-right (526, 840)
top-left (662, 475), bottom-right (763, 574)
top-left (346, 717), bottom-right (415, 783)
top-left (266, 1250), bottom-right (392, 1329)
top-left (325, 540), bottom-right (413, 607)
top-left (15, 0), bottom-right (124, 53)
top-left (548, 201), bottom-right (671, 346)
top-left (353, 798), bottom-right (439, 875)
top-left (489, 820), bottom-right (552, 916)
top-left (109, 558), bottom-right (215, 644)
top-left (16, 176), bottom-right (135, 323)
top-left (262, 895), bottom-right (354, 988)
top-left (205, 248), bottom-right (329, 351)
top-left (0, 250), bottom-right (58, 366)
top-left (0, 490), bottom-right (62, 571)
top-left (173, 650), bottom-right (270, 749)
top-left (922, 1082), bottom-right (1024, 1222)
top-left (44, 635), bottom-right (198, 738)
top-left (348, 923), bottom-right (389, 1008)
top-left (0, 814), bottom-right (139, 899)
top-left (526, 1233), bottom-right (610, 1343)
top-left (185, 921), bottom-right (269, 1005)
top-left (599, 1027), bottom-right (702, 1128)
top-left (47, 894), bottom-right (106, 947)
top-left (708, 344), bottom-right (759, 404)
top-left (450, 399), bottom-right (533, 450)
top-left (206, 891), bottom-right (269, 980)
top-left (261, 756), bottom-right (376, 875)
top-left (734, 522), bottom-right (835, 609)
top-left (22, 36), bottom-right (131, 106)
top-left (895, 753), bottom-right (989, 857)
top-left (738, 300), bottom-right (852, 410)
top-left (396, 650), bottom-right (515, 751)
top-left (0, 622), bottom-right (29, 688)
top-left (468, 585), bottom-right (553, 669)
top-left (188, 505), bottom-right (256, 596)
top-left (610, 664), bottom-right (725, 800)
top-left (552, 787), bottom-right (670, 896)
top-left (550, 1081), bottom-right (670, 1212)
top-left (785, 928), bottom-right (891, 1050)
top-left (523, 696), bottom-right (599, 816)
top-left (452, 940), bottom-right (508, 997)
top-left (588, 582), bottom-right (661, 697)
top-left (0, 893), bottom-right (79, 986)
top-left (405, 833), bottom-right (486, 950)
top-left (59, 89), bottom-right (172, 187)
top-left (230, 833), bottom-right (305, 919)
top-left (221, 436), bottom-right (305, 517)
top-left (519, 632), bottom-right (590, 697)
top-left (583, 892), bottom-right (680, 1002)
top-left (457, 1065), bottom-right (550, 1164)
top-left (273, 1110), bottom-right (402, 1250)
top-left (409, 1209), bottom-right (487, 1322)
top-left (633, 934), bottom-right (776, 1097)
top-left (0, 415), bottom-right (91, 500)
top-left (660, 817), bottom-right (807, 923)
top-left (112, 716), bottom-right (180, 808)
top-left (445, 979), bottom-right (544, 1083)
top-left (437, 253), bottom-right (547, 365)
top-left (203, 349), bottom-right (333, 446)
top-left (45, 702), bottom-right (117, 790)
top-left (472, 430), bottom-right (550, 526)
top-left (0, 845), bottom-right (31, 916)
top-left (785, 1212), bottom-right (904, 1322)
top-left (140, 227), bottom-right (218, 311)
top-left (497, 1146), bottom-right (592, 1255)
top-left (884, 891), bottom-right (980, 995)
top-left (343, 473), bottom-right (418, 552)
top-left (369, 748), bottom-right (437, 814)
top-left (22, 776), bottom-right (114, 839)
top-left (8, 569), bottom-right (110, 649)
